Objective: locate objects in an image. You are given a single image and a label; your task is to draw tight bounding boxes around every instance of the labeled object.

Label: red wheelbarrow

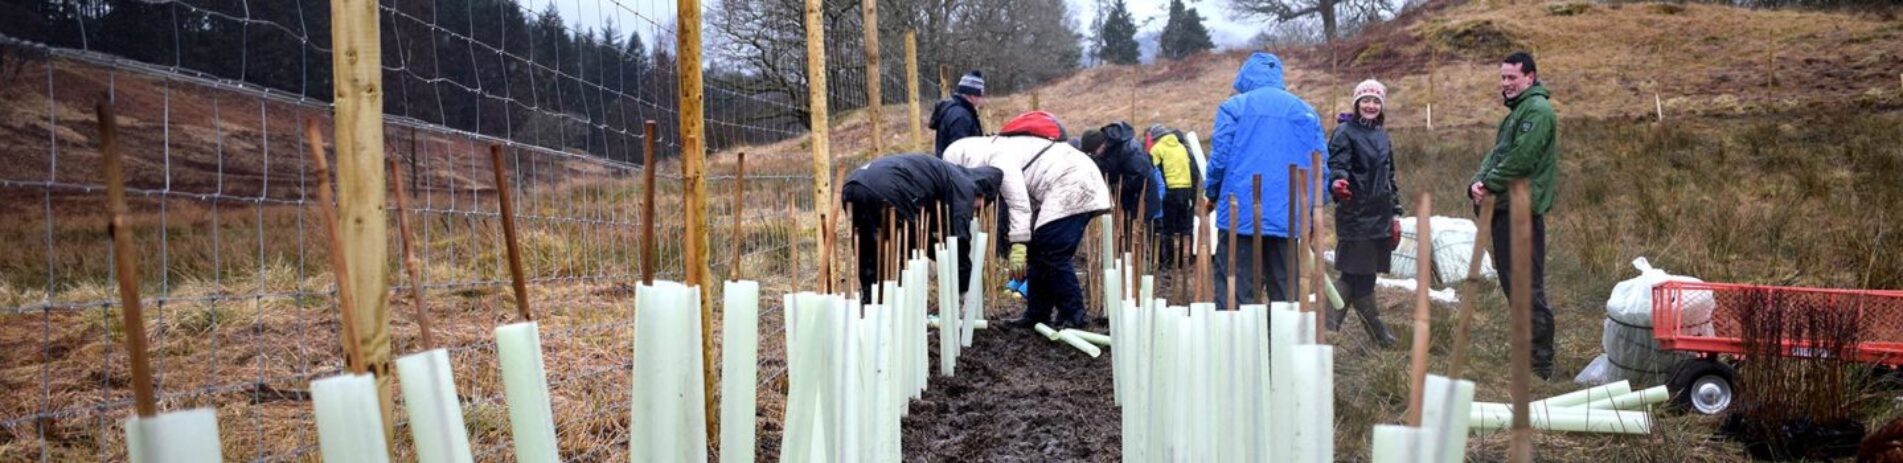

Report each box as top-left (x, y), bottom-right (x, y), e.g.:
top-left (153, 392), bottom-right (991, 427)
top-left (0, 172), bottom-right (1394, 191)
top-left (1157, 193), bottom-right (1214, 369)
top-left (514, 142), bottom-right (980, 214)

top-left (1651, 281), bottom-right (1903, 414)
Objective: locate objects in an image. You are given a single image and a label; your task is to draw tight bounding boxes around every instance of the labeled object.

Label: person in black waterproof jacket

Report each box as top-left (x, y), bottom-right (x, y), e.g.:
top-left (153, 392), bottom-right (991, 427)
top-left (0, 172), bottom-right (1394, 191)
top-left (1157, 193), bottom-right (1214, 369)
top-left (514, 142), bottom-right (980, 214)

top-left (1079, 121), bottom-right (1159, 236)
top-left (841, 154), bottom-right (1003, 302)
top-left (929, 70), bottom-right (987, 157)
top-left (1326, 79), bottom-right (1403, 348)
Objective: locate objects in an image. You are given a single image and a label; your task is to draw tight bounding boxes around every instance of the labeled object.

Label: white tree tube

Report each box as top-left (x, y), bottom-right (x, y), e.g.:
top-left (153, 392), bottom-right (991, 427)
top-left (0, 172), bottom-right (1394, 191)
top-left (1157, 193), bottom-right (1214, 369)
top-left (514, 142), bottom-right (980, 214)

top-left (1268, 308), bottom-right (1301, 456)
top-left (1371, 425), bottom-right (1422, 463)
top-left (1105, 264), bottom-right (1124, 405)
top-left (494, 322), bottom-right (560, 463)
top-left (720, 280), bottom-right (760, 463)
top-left (1291, 344), bottom-right (1335, 463)
top-left (1243, 305), bottom-right (1270, 463)
top-left (1213, 311), bottom-right (1242, 463)
top-left (937, 243), bottom-right (957, 377)
top-left (1584, 386), bottom-right (1669, 411)
top-left (1060, 329), bottom-right (1111, 347)
top-left (125, 408), bottom-right (223, 463)
top-left (311, 373), bottom-right (391, 463)
top-left (1034, 323), bottom-right (1060, 340)
top-left (1420, 375), bottom-right (1476, 463)
top-left (1056, 330), bottom-right (1104, 357)
top-left (1189, 303), bottom-right (1216, 462)
top-left (1469, 408), bottom-right (1652, 434)
top-left (961, 230), bottom-right (988, 347)
top-left (1530, 381), bottom-right (1630, 408)
top-left (1146, 309), bottom-right (1182, 461)
top-left (630, 281), bottom-right (708, 462)
top-left (395, 348), bottom-right (473, 463)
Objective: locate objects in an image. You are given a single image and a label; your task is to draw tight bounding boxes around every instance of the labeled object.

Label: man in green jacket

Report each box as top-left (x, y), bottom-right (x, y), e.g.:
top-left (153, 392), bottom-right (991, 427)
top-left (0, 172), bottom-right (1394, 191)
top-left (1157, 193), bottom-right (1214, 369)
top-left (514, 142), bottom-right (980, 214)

top-left (1469, 51), bottom-right (1560, 379)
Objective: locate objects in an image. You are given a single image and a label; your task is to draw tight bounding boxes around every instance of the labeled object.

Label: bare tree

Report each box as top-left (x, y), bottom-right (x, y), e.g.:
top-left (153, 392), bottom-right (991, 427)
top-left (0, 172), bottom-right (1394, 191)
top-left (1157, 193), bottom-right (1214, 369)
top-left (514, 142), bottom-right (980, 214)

top-left (1227, 0), bottom-right (1393, 41)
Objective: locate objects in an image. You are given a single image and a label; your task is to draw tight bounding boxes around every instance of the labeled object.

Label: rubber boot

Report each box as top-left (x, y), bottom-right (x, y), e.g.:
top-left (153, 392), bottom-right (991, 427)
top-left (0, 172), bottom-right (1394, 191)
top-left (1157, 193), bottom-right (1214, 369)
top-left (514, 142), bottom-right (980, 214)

top-left (1353, 295), bottom-right (1398, 348)
top-left (1326, 280), bottom-right (1350, 331)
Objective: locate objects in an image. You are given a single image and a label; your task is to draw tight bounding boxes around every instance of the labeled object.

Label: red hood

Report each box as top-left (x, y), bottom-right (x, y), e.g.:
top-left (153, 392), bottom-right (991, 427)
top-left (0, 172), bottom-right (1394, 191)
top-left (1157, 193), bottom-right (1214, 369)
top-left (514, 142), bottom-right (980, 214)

top-left (999, 111), bottom-right (1068, 141)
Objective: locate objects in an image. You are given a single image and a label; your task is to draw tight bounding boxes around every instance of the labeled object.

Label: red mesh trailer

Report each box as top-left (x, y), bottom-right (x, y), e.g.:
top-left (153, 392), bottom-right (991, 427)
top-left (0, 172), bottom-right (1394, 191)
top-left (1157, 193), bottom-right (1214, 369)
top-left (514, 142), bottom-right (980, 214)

top-left (1649, 281), bottom-right (1903, 414)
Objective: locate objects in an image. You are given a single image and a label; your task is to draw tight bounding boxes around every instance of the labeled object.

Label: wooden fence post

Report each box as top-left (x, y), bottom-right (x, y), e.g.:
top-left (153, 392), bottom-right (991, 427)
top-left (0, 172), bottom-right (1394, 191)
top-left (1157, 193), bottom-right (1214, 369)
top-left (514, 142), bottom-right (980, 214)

top-left (906, 31), bottom-right (923, 152)
top-left (329, 0), bottom-right (393, 437)
top-left (863, 0), bottom-right (881, 156)
top-left (675, 0), bottom-right (717, 449)
top-left (806, 0), bottom-right (835, 291)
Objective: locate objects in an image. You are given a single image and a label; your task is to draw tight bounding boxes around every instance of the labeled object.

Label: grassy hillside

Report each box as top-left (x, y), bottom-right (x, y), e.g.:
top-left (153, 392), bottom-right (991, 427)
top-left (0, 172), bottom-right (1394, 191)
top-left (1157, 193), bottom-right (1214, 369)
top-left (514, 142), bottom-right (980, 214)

top-left (720, 0), bottom-right (1902, 168)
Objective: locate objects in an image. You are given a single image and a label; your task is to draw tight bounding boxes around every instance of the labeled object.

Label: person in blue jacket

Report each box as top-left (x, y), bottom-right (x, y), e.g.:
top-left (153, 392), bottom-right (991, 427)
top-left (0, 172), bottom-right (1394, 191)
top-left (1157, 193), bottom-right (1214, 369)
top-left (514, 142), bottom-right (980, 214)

top-left (1206, 52), bottom-right (1328, 310)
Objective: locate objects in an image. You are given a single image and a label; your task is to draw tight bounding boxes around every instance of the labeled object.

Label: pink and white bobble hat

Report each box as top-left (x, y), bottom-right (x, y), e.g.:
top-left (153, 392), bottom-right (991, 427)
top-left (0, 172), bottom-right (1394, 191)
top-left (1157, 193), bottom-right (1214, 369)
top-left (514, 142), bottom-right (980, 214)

top-left (1353, 79), bottom-right (1387, 105)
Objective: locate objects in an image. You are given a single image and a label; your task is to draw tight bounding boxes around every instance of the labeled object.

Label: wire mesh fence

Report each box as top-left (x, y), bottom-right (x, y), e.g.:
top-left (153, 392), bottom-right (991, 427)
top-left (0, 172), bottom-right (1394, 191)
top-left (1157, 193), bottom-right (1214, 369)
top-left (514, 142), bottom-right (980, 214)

top-left (0, 0), bottom-right (898, 458)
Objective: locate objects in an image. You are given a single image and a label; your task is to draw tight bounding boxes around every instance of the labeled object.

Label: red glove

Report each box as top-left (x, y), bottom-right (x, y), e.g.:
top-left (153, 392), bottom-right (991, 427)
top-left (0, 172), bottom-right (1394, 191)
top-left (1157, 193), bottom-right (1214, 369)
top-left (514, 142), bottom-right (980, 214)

top-left (1387, 218), bottom-right (1403, 251)
top-left (1331, 179), bottom-right (1352, 201)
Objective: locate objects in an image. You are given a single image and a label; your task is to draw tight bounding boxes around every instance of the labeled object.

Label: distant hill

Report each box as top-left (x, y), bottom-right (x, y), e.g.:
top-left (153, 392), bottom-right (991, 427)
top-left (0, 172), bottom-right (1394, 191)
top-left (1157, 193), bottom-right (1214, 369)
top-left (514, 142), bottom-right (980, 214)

top-left (717, 0), bottom-right (1902, 173)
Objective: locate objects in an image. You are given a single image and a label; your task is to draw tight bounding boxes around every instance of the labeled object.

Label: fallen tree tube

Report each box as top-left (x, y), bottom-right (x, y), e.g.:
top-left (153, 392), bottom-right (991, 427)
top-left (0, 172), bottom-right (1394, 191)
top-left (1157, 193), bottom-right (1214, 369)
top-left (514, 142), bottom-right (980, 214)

top-left (1035, 323), bottom-right (1060, 340)
top-left (1469, 408), bottom-right (1652, 434)
top-left (1530, 380), bottom-right (1630, 408)
top-left (1583, 385), bottom-right (1669, 411)
top-left (1061, 329), bottom-right (1112, 347)
top-left (1057, 330), bottom-right (1105, 357)
top-left (125, 408), bottom-right (223, 463)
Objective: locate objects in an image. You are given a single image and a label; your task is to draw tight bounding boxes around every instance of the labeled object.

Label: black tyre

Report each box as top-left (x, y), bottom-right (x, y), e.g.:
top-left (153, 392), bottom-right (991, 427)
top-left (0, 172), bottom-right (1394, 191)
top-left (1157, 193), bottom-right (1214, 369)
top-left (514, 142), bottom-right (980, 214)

top-left (1668, 357), bottom-right (1737, 415)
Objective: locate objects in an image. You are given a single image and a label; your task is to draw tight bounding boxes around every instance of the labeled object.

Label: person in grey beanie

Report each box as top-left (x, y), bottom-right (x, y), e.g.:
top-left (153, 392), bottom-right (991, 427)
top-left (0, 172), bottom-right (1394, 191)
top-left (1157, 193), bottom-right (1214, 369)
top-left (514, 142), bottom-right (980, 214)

top-left (929, 70), bottom-right (986, 156)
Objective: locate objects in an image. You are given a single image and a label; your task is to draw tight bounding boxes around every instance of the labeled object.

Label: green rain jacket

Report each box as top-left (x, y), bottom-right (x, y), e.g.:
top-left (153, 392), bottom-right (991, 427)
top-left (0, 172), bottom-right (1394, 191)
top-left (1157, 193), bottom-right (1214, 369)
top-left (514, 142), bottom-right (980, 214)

top-left (1472, 83), bottom-right (1559, 214)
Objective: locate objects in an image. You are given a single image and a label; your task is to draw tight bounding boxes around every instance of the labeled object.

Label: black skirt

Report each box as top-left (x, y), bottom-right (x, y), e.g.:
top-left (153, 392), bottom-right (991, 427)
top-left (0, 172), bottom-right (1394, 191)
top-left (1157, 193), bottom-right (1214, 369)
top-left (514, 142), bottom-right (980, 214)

top-left (1335, 238), bottom-right (1392, 276)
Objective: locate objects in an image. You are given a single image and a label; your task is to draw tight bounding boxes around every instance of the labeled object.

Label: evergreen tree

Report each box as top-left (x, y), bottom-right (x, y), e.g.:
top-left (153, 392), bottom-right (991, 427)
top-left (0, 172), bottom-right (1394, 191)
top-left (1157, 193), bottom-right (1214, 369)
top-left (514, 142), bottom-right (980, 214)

top-left (1095, 0), bottom-right (1140, 65)
top-left (1160, 0), bottom-right (1215, 60)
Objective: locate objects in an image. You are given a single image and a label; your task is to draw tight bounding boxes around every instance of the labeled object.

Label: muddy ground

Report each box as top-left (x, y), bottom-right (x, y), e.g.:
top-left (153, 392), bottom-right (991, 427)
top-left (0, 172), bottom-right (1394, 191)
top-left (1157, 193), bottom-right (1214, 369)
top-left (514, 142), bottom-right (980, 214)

top-left (899, 320), bottom-right (1122, 462)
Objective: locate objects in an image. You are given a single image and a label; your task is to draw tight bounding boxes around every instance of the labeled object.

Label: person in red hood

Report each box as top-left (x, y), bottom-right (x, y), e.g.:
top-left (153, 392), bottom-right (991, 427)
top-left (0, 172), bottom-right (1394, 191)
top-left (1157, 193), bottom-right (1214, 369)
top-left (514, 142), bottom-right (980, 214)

top-left (943, 111), bottom-right (1113, 331)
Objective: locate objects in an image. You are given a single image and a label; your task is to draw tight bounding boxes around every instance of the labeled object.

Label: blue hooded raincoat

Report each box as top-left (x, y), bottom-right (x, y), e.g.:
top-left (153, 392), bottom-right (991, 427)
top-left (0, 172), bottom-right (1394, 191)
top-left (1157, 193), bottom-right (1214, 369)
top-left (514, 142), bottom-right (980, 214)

top-left (1205, 52), bottom-right (1327, 238)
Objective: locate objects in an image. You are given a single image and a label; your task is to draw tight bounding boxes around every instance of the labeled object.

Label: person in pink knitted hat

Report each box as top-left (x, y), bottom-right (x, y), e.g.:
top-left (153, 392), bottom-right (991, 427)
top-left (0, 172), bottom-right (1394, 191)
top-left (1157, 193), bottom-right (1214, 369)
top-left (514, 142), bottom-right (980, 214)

top-left (1326, 78), bottom-right (1404, 348)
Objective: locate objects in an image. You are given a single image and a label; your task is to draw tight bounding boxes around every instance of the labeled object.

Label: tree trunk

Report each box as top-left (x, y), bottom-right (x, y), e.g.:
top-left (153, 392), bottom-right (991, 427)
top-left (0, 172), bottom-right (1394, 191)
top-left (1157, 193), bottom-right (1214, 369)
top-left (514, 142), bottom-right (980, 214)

top-left (1320, 0), bottom-right (1339, 41)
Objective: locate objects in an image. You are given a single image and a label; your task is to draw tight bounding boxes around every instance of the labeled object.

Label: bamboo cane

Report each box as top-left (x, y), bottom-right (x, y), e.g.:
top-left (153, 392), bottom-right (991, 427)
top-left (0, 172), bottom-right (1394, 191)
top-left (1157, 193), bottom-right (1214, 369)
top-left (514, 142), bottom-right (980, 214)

top-left (490, 146), bottom-right (533, 322)
top-left (642, 120), bottom-right (657, 285)
top-left (730, 152), bottom-right (746, 281)
top-left (389, 159), bottom-right (434, 348)
top-left (1449, 196), bottom-right (1498, 378)
top-left (1406, 193), bottom-right (1434, 426)
top-left (304, 119), bottom-right (368, 374)
top-left (100, 102), bottom-right (159, 416)
top-left (1227, 196), bottom-right (1239, 310)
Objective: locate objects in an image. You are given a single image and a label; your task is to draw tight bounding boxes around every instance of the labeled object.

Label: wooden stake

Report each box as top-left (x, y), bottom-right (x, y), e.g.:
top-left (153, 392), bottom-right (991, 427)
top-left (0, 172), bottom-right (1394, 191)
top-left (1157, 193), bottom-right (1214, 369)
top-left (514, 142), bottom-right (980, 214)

top-left (1227, 195), bottom-right (1239, 310)
top-left (1508, 180), bottom-right (1535, 463)
top-left (1405, 193), bottom-right (1433, 426)
top-left (1252, 174), bottom-right (1264, 304)
top-left (905, 31), bottom-right (923, 152)
top-left (328, 0), bottom-right (393, 435)
top-left (862, 0), bottom-right (881, 156)
top-left (642, 120), bottom-right (657, 285)
top-left (1288, 166), bottom-right (1301, 305)
top-left (729, 152), bottom-right (747, 281)
top-left (490, 146), bottom-right (534, 323)
top-left (1309, 151), bottom-right (1327, 345)
top-left (389, 159), bottom-right (434, 349)
top-left (675, 0), bottom-right (717, 447)
top-left (304, 119), bottom-right (367, 374)
top-left (1449, 196), bottom-right (1497, 379)
top-left (1195, 196), bottom-right (1211, 303)
top-left (939, 64), bottom-right (951, 100)
top-left (1293, 167), bottom-right (1307, 313)
top-left (99, 102), bottom-right (158, 417)
top-left (805, 0), bottom-right (834, 292)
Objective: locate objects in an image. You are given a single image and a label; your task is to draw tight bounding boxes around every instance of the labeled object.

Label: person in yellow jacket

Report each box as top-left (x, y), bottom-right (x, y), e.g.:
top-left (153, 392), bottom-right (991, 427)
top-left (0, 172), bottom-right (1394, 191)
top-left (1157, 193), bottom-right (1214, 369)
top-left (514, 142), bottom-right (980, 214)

top-left (1147, 124), bottom-right (1200, 269)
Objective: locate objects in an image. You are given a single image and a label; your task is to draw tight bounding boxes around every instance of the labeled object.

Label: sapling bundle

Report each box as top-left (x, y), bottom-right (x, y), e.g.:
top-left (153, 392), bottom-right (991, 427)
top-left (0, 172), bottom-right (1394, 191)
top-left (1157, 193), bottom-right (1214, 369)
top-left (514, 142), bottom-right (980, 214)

top-left (1727, 287), bottom-right (1867, 460)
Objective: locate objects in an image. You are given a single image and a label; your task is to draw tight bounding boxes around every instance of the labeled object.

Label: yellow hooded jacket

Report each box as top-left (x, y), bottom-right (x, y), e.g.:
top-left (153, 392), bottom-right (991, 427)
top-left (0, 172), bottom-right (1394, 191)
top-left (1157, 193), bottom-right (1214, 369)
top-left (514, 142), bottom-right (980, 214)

top-left (1150, 133), bottom-right (1197, 189)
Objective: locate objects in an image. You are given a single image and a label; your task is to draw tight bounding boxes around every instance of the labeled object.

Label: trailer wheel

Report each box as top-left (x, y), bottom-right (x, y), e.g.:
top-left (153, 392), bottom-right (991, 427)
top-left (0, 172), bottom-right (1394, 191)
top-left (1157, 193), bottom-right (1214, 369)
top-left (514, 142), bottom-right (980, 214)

top-left (1669, 358), bottom-right (1736, 415)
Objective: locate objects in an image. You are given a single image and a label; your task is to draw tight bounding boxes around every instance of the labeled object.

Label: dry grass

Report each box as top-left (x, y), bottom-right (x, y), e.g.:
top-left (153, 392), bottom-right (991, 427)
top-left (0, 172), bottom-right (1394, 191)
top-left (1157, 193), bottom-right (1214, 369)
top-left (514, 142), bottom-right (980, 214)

top-left (1312, 111), bottom-right (1903, 462)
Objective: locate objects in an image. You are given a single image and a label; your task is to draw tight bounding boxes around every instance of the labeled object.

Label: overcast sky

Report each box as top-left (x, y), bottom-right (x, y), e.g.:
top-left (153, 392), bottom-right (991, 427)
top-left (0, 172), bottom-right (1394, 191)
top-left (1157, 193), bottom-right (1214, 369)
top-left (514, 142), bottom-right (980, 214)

top-left (540, 0), bottom-right (1262, 54)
